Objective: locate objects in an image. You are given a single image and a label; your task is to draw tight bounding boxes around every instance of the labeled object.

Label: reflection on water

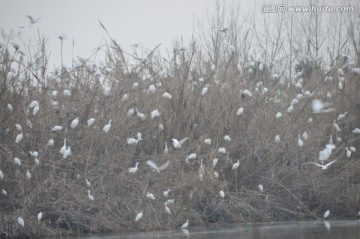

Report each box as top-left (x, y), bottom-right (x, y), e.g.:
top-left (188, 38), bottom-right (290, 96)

top-left (71, 220), bottom-right (360, 239)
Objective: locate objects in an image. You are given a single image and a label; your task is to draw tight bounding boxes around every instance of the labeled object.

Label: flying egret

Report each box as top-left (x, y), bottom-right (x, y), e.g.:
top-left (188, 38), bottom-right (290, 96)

top-left (258, 184), bottom-right (264, 193)
top-left (18, 217), bottom-right (25, 227)
top-left (204, 138), bottom-right (211, 145)
top-left (128, 162), bottom-right (139, 174)
top-left (298, 135), bottom-right (304, 147)
top-left (63, 147), bottom-right (71, 159)
top-left (346, 147), bottom-right (351, 158)
top-left (232, 160), bottom-right (240, 170)
top-left (46, 139), bottom-right (54, 147)
top-left (220, 191), bottom-right (225, 198)
top-left (59, 139), bottom-right (67, 155)
top-left (333, 120), bottom-right (341, 132)
top-left (71, 118), bottom-right (79, 128)
top-left (135, 211), bottom-right (143, 221)
top-left (163, 189), bottom-right (171, 198)
top-left (181, 220), bottom-right (189, 229)
top-left (324, 210), bottom-right (330, 219)
top-left (276, 112), bottom-right (282, 118)
top-left (103, 120), bottom-right (112, 133)
top-left (146, 192), bottom-right (155, 200)
top-left (86, 179), bottom-right (91, 187)
top-left (37, 212), bottom-right (43, 221)
top-left (172, 137), bottom-right (189, 149)
top-left (26, 170), bottom-right (31, 179)
top-left (274, 135), bottom-right (280, 144)
top-left (87, 118), bottom-right (95, 126)
top-left (218, 27), bottom-right (228, 33)
top-left (88, 190), bottom-right (94, 201)
top-left (15, 132), bottom-right (24, 143)
top-left (14, 157), bottom-right (21, 166)
top-left (26, 15), bottom-right (41, 25)
top-left (146, 160), bottom-right (169, 173)
top-left (164, 202), bottom-right (171, 215)
top-left (310, 160), bottom-right (337, 170)
top-left (237, 107), bottom-right (244, 116)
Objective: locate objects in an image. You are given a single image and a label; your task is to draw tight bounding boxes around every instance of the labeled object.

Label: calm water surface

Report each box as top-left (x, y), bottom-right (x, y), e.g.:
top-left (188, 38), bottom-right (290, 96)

top-left (70, 220), bottom-right (360, 239)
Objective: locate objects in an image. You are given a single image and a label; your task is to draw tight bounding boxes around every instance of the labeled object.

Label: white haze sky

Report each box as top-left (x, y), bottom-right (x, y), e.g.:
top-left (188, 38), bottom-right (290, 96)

top-left (0, 0), bottom-right (356, 68)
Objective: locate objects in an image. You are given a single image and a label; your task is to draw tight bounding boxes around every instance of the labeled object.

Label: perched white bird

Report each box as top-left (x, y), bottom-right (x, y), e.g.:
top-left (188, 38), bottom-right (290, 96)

top-left (29, 151), bottom-right (38, 157)
top-left (324, 210), bottom-right (330, 219)
top-left (135, 109), bottom-right (146, 120)
top-left (15, 132), bottom-right (24, 143)
top-left (59, 139), bottom-right (67, 155)
top-left (333, 120), bottom-right (341, 132)
top-left (2, 189), bottom-right (7, 196)
top-left (337, 112), bottom-right (347, 121)
top-left (187, 153), bottom-right (197, 160)
top-left (276, 112), bottom-right (282, 118)
top-left (18, 217), bottom-right (25, 227)
top-left (298, 135), bottom-right (304, 147)
top-left (29, 100), bottom-right (39, 108)
top-left (127, 138), bottom-right (139, 145)
top-left (46, 139), bottom-right (54, 147)
top-left (86, 178), bottom-right (91, 187)
top-left (128, 162), bottom-right (139, 174)
top-left (302, 131), bottom-right (308, 141)
top-left (214, 171), bottom-right (219, 179)
top-left (201, 86), bottom-right (208, 96)
top-left (147, 84), bottom-right (156, 93)
top-left (163, 189), bottom-right (171, 198)
top-left (15, 124), bottom-right (22, 131)
top-left (163, 142), bottom-right (168, 155)
top-left (346, 147), bottom-right (351, 158)
top-left (127, 108), bottom-right (136, 118)
top-left (213, 158), bottom-right (218, 168)
top-left (181, 220), bottom-right (189, 229)
top-left (7, 103), bottom-right (13, 112)
top-left (204, 138), bottom-right (211, 145)
top-left (224, 135), bottom-right (231, 142)
top-left (312, 99), bottom-right (334, 113)
top-left (63, 147), bottom-right (71, 159)
top-left (164, 203), bottom-right (171, 215)
top-left (71, 118), bottom-right (79, 128)
top-left (274, 135), bottom-right (280, 144)
top-left (166, 199), bottom-right (175, 205)
top-left (88, 190), bottom-right (94, 201)
top-left (63, 89), bottom-right (71, 96)
top-left (132, 82), bottom-right (139, 89)
top-left (34, 158), bottom-right (40, 167)
top-left (151, 109), bottom-right (160, 119)
top-left (350, 147), bottom-right (356, 152)
top-left (172, 137), bottom-right (189, 149)
top-left (237, 107), bottom-right (244, 116)
top-left (146, 160), bottom-right (169, 173)
top-left (232, 160), bottom-right (240, 170)
top-left (135, 211), bottom-right (143, 222)
top-left (146, 192), bottom-right (155, 200)
top-left (352, 128), bottom-right (360, 134)
top-left (122, 93), bottom-right (129, 101)
top-left (162, 92), bottom-right (172, 99)
top-left (219, 190), bottom-right (225, 198)
top-left (218, 147), bottom-right (227, 154)
top-left (87, 118), bottom-right (95, 126)
top-left (287, 105), bottom-right (294, 113)
top-left (37, 212), bottom-right (43, 221)
top-left (0, 170), bottom-right (3, 179)
top-left (310, 160), bottom-right (337, 170)
top-left (51, 125), bottom-right (63, 132)
top-left (26, 170), bottom-right (31, 179)
top-left (103, 120), bottom-right (112, 133)
top-left (258, 184), bottom-right (264, 193)
top-left (32, 104), bottom-right (40, 116)
top-left (14, 157), bottom-right (21, 166)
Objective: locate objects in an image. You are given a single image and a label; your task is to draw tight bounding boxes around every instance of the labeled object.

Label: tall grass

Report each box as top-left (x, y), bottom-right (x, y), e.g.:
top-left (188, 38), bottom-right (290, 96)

top-left (1, 3), bottom-right (360, 238)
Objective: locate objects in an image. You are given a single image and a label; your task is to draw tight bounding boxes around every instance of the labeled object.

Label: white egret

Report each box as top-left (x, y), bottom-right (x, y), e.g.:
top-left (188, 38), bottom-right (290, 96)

top-left (164, 142), bottom-right (168, 155)
top-left (187, 153), bottom-right (196, 160)
top-left (63, 89), bottom-right (71, 96)
top-left (350, 147), bottom-right (356, 152)
top-left (132, 82), bottom-right (139, 89)
top-left (151, 109), bottom-right (160, 119)
top-left (0, 170), bottom-right (3, 179)
top-left (59, 139), bottom-right (67, 155)
top-left (337, 112), bottom-right (347, 121)
top-left (164, 203), bottom-right (171, 215)
top-left (274, 135), bottom-right (280, 144)
top-left (298, 135), bottom-right (304, 147)
top-left (2, 189), bottom-right (7, 196)
top-left (71, 118), bottom-right (79, 128)
top-left (218, 147), bottom-right (227, 154)
top-left (172, 137), bottom-right (189, 149)
top-left (146, 192), bottom-right (155, 200)
top-left (204, 138), bottom-right (211, 145)
top-left (103, 120), bottom-right (112, 133)
top-left (34, 158), bottom-right (40, 167)
top-left (15, 124), bottom-right (22, 131)
top-left (237, 107), bottom-right (244, 116)
top-left (276, 112), bottom-right (282, 118)
top-left (18, 217), bottom-right (25, 227)
top-left (213, 158), bottom-right (218, 168)
top-left (7, 103), bottom-right (13, 112)
top-left (159, 123), bottom-right (164, 131)
top-left (346, 147), bottom-right (351, 158)
top-left (302, 131), bottom-right (308, 141)
top-left (308, 118), bottom-right (313, 123)
top-left (135, 109), bottom-right (146, 120)
top-left (333, 120), bottom-right (341, 132)
top-left (201, 86), bottom-right (208, 96)
top-left (14, 157), bottom-right (21, 166)
top-left (324, 210), bottom-right (330, 219)
top-left (122, 93), bottom-right (129, 101)
top-left (310, 160), bottom-right (336, 170)
top-left (29, 151), bottom-right (38, 157)
top-left (211, 64), bottom-right (216, 71)
top-left (258, 184), bottom-right (264, 193)
top-left (312, 99), bottom-right (334, 113)
top-left (352, 128), bottom-right (360, 134)
top-left (135, 212), bottom-right (143, 221)
top-left (128, 162), bottom-right (139, 174)
top-left (87, 118), bottom-right (95, 126)
top-left (87, 190), bottom-right (94, 201)
top-left (127, 108), bottom-right (136, 118)
top-left (163, 189), bottom-right (171, 198)
top-left (181, 220), bottom-right (189, 229)
top-left (146, 160), bottom-right (169, 173)
top-left (214, 171), bottom-right (219, 179)
top-left (232, 160), bottom-right (240, 170)
top-left (86, 179), bottom-right (91, 187)
top-left (148, 84), bottom-right (156, 93)
top-left (32, 105), bottom-right (40, 115)
top-left (26, 170), bottom-right (31, 179)
top-left (26, 15), bottom-right (41, 25)
top-left (37, 212), bottom-right (43, 221)
top-left (63, 147), bottom-right (71, 159)
top-left (52, 125), bottom-right (63, 132)
top-left (162, 92), bottom-right (172, 99)
top-left (241, 89), bottom-right (252, 97)
top-left (29, 100), bottom-right (39, 108)
top-left (52, 90), bottom-right (58, 97)
top-left (224, 135), bottom-right (231, 142)
top-left (15, 132), bottom-right (24, 144)
top-left (219, 191), bottom-right (225, 198)
top-left (46, 139), bottom-right (54, 147)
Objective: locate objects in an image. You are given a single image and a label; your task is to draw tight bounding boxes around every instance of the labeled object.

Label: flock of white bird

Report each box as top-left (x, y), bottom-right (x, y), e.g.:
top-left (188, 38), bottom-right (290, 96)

top-left (2, 16), bottom-right (360, 233)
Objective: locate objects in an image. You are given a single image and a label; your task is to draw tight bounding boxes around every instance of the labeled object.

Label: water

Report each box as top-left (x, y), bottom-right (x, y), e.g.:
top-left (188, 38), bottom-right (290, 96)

top-left (70, 220), bottom-right (360, 239)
